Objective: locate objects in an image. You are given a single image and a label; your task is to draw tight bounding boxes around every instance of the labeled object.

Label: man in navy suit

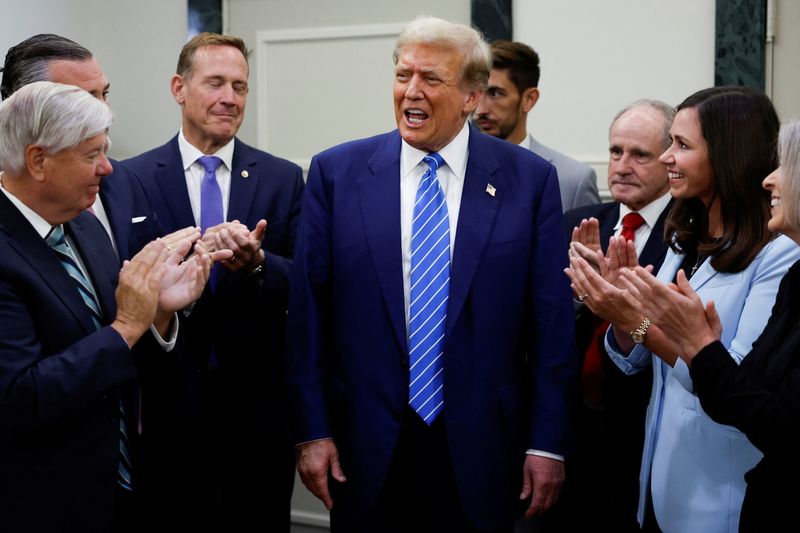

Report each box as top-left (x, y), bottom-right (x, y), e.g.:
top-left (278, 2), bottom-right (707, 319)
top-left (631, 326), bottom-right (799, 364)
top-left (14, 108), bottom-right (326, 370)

top-left (1, 34), bottom-right (162, 261)
top-left (287, 17), bottom-right (575, 532)
top-left (546, 100), bottom-right (675, 533)
top-left (0, 82), bottom-right (213, 533)
top-left (124, 33), bottom-right (303, 532)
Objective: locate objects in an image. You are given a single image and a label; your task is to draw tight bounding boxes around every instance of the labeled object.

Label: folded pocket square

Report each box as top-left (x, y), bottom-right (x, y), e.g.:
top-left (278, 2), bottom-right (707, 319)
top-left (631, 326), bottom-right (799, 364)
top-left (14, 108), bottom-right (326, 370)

top-left (131, 216), bottom-right (147, 223)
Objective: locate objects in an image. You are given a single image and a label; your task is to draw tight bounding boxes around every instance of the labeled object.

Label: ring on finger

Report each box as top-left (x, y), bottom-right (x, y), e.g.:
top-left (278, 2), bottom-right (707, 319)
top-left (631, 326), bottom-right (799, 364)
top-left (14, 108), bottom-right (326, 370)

top-left (578, 293), bottom-right (589, 302)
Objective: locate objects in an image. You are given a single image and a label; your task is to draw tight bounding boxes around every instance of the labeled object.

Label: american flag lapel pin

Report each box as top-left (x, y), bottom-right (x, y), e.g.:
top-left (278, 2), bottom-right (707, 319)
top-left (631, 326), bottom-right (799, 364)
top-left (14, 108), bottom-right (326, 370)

top-left (485, 183), bottom-right (496, 197)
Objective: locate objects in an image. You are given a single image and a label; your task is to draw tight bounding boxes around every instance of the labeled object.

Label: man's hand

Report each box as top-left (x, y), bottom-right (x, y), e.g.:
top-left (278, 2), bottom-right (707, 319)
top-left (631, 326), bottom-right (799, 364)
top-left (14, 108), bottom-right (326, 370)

top-left (570, 217), bottom-right (601, 255)
top-left (520, 455), bottom-right (564, 518)
top-left (296, 438), bottom-right (347, 510)
top-left (157, 240), bottom-right (214, 313)
top-left (202, 219), bottom-right (267, 272)
top-left (111, 240), bottom-right (168, 347)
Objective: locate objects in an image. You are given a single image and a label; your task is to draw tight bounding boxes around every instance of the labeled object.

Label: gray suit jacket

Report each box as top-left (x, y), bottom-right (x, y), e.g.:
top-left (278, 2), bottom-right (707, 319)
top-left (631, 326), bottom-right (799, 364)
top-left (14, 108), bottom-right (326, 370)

top-left (527, 134), bottom-right (600, 212)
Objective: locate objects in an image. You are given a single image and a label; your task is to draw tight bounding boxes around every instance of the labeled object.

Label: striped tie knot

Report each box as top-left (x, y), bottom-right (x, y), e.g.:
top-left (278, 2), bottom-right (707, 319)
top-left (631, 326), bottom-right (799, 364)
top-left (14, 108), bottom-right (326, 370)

top-left (423, 152), bottom-right (444, 173)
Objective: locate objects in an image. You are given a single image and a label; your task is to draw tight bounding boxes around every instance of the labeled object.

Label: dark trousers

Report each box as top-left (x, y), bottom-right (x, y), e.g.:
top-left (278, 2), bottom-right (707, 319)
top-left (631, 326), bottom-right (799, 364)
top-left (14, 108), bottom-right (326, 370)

top-left (332, 407), bottom-right (513, 533)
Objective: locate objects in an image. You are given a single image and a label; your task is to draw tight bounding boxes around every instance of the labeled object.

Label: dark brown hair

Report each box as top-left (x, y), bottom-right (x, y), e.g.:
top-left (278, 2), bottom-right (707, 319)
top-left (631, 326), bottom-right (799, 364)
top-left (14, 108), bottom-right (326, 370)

top-left (176, 33), bottom-right (250, 78)
top-left (665, 86), bottom-right (780, 273)
top-left (489, 40), bottom-right (540, 95)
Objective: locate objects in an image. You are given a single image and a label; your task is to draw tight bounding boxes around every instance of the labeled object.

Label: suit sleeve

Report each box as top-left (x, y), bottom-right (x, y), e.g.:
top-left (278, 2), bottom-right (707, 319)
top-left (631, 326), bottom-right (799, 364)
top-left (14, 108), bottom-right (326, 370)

top-left (691, 335), bottom-right (800, 458)
top-left (0, 278), bottom-right (136, 436)
top-left (527, 163), bottom-right (578, 454)
top-left (286, 156), bottom-right (334, 444)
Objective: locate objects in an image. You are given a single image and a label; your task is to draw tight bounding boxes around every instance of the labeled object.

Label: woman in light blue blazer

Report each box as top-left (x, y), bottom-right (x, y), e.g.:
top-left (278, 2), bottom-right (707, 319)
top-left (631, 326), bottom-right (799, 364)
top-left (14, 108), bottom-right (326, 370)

top-left (567, 87), bottom-right (800, 533)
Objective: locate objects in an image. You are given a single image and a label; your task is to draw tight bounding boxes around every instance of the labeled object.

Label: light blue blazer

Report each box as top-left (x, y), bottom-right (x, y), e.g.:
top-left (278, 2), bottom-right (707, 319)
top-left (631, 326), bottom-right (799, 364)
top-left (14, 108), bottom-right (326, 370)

top-left (607, 234), bottom-right (800, 533)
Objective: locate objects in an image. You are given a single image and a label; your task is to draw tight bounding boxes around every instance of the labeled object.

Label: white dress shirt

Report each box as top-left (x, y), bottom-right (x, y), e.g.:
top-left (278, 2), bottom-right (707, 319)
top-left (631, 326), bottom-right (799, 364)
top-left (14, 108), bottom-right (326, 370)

top-left (400, 122), bottom-right (468, 329)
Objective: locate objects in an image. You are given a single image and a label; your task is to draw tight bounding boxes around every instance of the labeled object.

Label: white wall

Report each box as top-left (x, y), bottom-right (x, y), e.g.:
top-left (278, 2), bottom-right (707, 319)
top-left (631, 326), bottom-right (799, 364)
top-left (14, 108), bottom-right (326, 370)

top-left (226, 0), bottom-right (469, 158)
top-left (771, 0), bottom-right (800, 122)
top-left (0, 0), bottom-right (186, 160)
top-left (515, 0), bottom-right (716, 194)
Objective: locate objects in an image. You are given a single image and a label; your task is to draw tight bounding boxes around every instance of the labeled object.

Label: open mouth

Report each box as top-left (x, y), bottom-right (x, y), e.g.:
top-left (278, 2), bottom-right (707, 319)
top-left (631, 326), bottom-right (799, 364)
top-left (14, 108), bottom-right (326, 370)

top-left (668, 171), bottom-right (684, 183)
top-left (404, 108), bottom-right (428, 126)
top-left (771, 196), bottom-right (782, 208)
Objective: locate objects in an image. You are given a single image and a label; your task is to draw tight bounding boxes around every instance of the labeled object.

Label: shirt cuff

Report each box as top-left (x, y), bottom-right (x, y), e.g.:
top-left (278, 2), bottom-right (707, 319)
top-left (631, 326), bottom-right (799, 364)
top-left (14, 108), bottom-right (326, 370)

top-left (149, 313), bottom-right (179, 352)
top-left (526, 449), bottom-right (564, 462)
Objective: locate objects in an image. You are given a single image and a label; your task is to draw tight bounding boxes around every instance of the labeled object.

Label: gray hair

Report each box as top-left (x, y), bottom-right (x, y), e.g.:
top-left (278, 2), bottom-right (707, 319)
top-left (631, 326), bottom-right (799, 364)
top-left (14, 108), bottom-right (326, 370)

top-left (611, 99), bottom-right (676, 150)
top-left (0, 81), bottom-right (112, 174)
top-left (779, 120), bottom-right (800, 234)
top-left (393, 16), bottom-right (491, 91)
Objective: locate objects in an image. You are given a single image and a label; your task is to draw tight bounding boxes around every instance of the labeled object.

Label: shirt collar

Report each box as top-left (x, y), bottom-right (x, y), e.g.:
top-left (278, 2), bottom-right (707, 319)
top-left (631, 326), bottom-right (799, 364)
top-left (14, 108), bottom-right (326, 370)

top-left (400, 121), bottom-right (470, 180)
top-left (616, 192), bottom-right (673, 232)
top-left (178, 128), bottom-right (235, 172)
top-left (0, 172), bottom-right (57, 239)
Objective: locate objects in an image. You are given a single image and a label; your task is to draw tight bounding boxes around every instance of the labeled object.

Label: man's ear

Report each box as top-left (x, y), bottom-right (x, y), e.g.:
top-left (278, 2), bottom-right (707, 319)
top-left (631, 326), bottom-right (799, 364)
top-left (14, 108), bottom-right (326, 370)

top-left (25, 145), bottom-right (47, 183)
top-left (521, 87), bottom-right (540, 113)
top-left (463, 88), bottom-right (483, 115)
top-left (171, 74), bottom-right (186, 105)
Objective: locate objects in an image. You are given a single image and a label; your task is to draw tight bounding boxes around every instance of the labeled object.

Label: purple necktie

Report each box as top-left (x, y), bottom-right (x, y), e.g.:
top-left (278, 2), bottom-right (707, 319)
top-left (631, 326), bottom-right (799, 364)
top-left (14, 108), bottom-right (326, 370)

top-left (198, 155), bottom-right (224, 233)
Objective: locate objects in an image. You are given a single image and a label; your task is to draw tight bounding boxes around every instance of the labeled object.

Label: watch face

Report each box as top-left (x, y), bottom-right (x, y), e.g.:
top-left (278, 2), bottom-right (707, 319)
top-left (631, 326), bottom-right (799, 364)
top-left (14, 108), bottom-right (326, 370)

top-left (632, 331), bottom-right (645, 343)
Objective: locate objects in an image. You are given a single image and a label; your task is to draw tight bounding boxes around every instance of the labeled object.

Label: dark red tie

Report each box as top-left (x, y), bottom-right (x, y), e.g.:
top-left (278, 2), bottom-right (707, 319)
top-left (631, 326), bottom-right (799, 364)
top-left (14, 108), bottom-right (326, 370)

top-left (581, 212), bottom-right (646, 407)
top-left (620, 212), bottom-right (645, 242)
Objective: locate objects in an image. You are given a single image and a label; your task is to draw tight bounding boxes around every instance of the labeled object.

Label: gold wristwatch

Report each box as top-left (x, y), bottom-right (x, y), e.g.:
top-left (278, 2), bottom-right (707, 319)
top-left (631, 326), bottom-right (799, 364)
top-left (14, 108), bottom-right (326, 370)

top-left (630, 317), bottom-right (651, 344)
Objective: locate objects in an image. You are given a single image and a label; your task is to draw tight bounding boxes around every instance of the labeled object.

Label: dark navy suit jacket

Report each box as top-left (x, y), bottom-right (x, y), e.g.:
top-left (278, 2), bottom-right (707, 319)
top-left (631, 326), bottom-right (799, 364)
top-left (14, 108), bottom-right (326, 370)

top-left (123, 137), bottom-right (303, 519)
top-left (287, 128), bottom-right (577, 529)
top-left (0, 193), bottom-right (163, 532)
top-left (100, 159), bottom-right (163, 261)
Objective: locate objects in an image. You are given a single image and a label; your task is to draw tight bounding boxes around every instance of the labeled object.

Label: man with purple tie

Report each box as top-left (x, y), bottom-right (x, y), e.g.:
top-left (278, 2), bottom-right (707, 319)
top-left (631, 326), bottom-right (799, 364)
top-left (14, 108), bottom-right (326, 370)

top-left (124, 32), bottom-right (303, 532)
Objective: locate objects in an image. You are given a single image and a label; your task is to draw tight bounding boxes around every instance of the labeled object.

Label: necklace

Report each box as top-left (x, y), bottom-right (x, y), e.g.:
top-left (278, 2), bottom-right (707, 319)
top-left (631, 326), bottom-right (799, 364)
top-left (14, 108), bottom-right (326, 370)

top-left (690, 254), bottom-right (705, 277)
top-left (689, 237), bottom-right (721, 277)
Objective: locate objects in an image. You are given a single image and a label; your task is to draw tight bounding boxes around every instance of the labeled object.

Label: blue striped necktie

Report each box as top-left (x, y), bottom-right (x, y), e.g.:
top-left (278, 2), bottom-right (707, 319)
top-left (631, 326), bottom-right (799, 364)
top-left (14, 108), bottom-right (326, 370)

top-left (408, 152), bottom-right (449, 424)
top-left (46, 225), bottom-right (133, 491)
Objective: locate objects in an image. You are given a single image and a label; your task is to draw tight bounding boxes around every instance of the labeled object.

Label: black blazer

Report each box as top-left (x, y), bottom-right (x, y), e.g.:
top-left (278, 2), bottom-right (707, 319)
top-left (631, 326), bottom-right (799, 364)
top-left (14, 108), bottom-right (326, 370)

top-left (691, 259), bottom-right (800, 531)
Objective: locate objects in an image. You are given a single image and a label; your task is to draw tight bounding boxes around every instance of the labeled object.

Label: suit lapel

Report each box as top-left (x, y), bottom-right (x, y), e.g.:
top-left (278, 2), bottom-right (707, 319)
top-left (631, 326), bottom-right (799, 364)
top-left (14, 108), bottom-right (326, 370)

top-left (446, 131), bottom-right (502, 338)
top-left (359, 132), bottom-right (407, 355)
top-left (639, 198), bottom-right (673, 268)
top-left (0, 196), bottom-right (97, 334)
top-left (227, 139), bottom-right (258, 223)
top-left (67, 215), bottom-right (118, 322)
top-left (153, 138), bottom-right (196, 229)
top-left (99, 163), bottom-right (130, 262)
top-left (598, 204), bottom-right (620, 253)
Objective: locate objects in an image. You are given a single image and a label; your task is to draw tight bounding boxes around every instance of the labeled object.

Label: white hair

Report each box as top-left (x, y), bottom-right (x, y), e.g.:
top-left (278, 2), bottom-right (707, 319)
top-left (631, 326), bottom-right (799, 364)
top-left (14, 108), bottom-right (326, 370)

top-left (393, 16), bottom-right (491, 91)
top-left (779, 120), bottom-right (800, 233)
top-left (0, 81), bottom-right (112, 174)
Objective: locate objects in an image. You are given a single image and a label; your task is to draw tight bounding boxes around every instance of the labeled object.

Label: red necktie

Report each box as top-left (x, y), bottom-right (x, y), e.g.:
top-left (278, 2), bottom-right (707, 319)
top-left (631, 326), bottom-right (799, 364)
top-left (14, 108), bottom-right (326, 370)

top-left (620, 212), bottom-right (645, 242)
top-left (581, 212), bottom-right (646, 407)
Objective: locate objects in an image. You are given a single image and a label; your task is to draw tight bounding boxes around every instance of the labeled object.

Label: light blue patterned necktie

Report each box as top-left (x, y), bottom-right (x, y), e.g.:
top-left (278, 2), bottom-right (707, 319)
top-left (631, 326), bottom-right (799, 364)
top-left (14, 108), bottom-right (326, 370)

top-left (408, 152), bottom-right (449, 424)
top-left (46, 225), bottom-right (133, 491)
